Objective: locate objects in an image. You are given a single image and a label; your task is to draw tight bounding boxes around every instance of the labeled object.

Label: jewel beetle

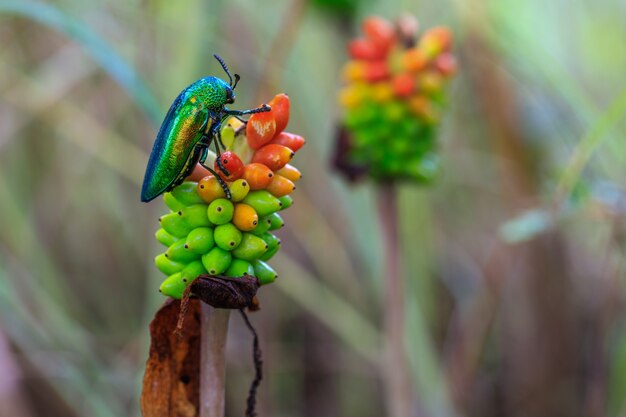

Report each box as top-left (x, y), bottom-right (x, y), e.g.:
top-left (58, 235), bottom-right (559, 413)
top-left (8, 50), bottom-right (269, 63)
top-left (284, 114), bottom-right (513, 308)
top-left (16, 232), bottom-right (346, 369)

top-left (141, 54), bottom-right (270, 202)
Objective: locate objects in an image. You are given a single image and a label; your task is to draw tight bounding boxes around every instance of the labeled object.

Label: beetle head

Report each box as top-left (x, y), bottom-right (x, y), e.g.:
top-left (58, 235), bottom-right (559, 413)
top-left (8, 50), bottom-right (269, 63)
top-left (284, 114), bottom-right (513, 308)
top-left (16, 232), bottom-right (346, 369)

top-left (225, 86), bottom-right (235, 104)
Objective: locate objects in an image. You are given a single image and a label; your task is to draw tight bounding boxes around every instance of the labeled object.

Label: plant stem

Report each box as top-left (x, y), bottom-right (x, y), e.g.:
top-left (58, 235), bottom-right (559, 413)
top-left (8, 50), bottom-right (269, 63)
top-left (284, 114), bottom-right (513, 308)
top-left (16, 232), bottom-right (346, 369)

top-left (377, 185), bottom-right (414, 417)
top-left (200, 304), bottom-right (231, 417)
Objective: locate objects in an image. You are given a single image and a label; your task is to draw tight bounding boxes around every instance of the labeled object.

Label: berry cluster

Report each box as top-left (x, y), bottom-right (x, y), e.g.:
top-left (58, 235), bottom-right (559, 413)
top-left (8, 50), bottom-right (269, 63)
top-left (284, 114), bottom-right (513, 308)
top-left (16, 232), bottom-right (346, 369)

top-left (337, 16), bottom-right (456, 181)
top-left (154, 94), bottom-right (303, 299)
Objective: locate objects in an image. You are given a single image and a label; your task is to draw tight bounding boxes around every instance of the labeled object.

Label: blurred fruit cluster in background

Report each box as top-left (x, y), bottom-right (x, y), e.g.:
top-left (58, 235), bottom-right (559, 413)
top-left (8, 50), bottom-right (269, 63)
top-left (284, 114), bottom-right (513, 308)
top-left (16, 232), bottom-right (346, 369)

top-left (1, 0), bottom-right (626, 416)
top-left (337, 16), bottom-right (456, 181)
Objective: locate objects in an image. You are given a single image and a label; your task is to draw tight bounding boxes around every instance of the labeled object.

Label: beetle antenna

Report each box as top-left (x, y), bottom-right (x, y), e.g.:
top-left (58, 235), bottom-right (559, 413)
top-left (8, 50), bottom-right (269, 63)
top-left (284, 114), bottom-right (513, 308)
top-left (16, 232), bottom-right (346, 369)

top-left (213, 54), bottom-right (234, 86)
top-left (232, 74), bottom-right (240, 89)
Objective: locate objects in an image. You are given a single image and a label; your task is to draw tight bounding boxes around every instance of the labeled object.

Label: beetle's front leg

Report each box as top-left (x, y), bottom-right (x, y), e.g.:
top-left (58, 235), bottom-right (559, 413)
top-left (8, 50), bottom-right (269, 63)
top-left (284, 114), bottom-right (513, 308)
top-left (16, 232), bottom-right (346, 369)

top-left (197, 141), bottom-right (232, 200)
top-left (224, 104), bottom-right (271, 116)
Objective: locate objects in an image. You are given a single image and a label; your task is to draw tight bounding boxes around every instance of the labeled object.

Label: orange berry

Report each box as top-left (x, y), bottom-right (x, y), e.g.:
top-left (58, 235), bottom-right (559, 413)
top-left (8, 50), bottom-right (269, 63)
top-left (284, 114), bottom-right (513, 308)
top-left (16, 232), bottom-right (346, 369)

top-left (242, 163), bottom-right (274, 190)
top-left (269, 132), bottom-right (305, 152)
top-left (246, 110), bottom-right (276, 150)
top-left (197, 175), bottom-right (226, 203)
top-left (342, 61), bottom-right (366, 82)
top-left (266, 174), bottom-right (296, 198)
top-left (402, 48), bottom-right (428, 73)
top-left (392, 73), bottom-right (415, 97)
top-left (276, 164), bottom-right (302, 183)
top-left (232, 204), bottom-right (259, 232)
top-left (251, 144), bottom-right (294, 172)
top-left (420, 27), bottom-right (453, 58)
top-left (269, 93), bottom-right (290, 134)
top-left (407, 95), bottom-right (438, 123)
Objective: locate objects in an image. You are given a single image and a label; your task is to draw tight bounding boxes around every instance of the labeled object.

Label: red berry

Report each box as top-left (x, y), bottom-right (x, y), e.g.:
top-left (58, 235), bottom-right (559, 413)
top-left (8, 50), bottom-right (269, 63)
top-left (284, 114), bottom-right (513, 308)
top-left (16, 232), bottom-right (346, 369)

top-left (251, 144), bottom-right (294, 172)
top-left (269, 132), bottom-right (305, 152)
top-left (269, 93), bottom-right (290, 134)
top-left (435, 53), bottom-right (457, 77)
top-left (348, 38), bottom-right (387, 61)
top-left (214, 151), bottom-right (244, 181)
top-left (364, 61), bottom-right (390, 82)
top-left (362, 17), bottom-right (395, 50)
top-left (246, 110), bottom-right (276, 150)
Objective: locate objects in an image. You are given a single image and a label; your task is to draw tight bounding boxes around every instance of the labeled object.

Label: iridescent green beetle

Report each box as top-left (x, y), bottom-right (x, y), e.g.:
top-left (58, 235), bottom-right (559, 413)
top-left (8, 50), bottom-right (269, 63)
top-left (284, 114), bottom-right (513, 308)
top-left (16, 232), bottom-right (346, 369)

top-left (141, 54), bottom-right (269, 202)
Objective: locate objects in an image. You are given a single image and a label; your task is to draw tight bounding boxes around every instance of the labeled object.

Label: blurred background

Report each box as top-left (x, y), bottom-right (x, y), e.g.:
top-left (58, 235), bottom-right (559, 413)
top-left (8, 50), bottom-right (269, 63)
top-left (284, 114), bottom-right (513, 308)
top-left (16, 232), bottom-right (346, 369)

top-left (1, 0), bottom-right (626, 416)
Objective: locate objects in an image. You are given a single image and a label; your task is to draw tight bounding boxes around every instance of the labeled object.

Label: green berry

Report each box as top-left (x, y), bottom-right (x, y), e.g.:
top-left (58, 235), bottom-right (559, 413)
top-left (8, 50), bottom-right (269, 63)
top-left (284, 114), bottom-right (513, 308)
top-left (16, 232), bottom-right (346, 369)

top-left (166, 238), bottom-right (200, 263)
top-left (225, 258), bottom-right (254, 277)
top-left (155, 253), bottom-right (185, 275)
top-left (181, 260), bottom-right (207, 284)
top-left (179, 204), bottom-right (212, 228)
top-left (253, 260), bottom-right (278, 285)
top-left (159, 212), bottom-right (193, 237)
top-left (231, 233), bottom-right (268, 261)
top-left (214, 223), bottom-right (243, 251)
top-left (155, 228), bottom-right (177, 247)
top-left (258, 232), bottom-right (280, 261)
top-left (185, 227), bottom-right (215, 255)
top-left (266, 213), bottom-right (284, 230)
top-left (159, 272), bottom-right (186, 299)
top-left (229, 179), bottom-right (250, 202)
top-left (201, 247), bottom-right (232, 275)
top-left (163, 192), bottom-right (185, 211)
top-left (170, 181), bottom-right (204, 206)
top-left (242, 190), bottom-right (282, 217)
top-left (278, 195), bottom-right (293, 210)
top-left (207, 198), bottom-right (235, 225)
top-left (251, 215), bottom-right (271, 235)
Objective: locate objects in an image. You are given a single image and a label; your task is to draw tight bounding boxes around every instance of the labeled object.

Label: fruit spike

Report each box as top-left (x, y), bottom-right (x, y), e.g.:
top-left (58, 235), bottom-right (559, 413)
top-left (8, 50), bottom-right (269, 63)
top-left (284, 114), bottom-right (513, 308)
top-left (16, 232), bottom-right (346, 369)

top-left (153, 92), bottom-right (303, 299)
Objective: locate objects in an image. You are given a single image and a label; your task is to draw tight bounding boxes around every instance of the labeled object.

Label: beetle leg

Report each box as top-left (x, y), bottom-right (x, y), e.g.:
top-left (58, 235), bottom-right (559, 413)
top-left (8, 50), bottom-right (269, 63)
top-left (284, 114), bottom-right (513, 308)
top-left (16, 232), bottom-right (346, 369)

top-left (209, 120), bottom-right (231, 178)
top-left (224, 104), bottom-right (271, 116)
top-left (197, 142), bottom-right (232, 200)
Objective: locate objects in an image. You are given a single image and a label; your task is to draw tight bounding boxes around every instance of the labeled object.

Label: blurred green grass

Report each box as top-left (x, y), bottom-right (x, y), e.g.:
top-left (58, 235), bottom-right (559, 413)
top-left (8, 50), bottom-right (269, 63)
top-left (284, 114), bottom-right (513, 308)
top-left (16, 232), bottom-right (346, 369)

top-left (0, 0), bottom-right (625, 416)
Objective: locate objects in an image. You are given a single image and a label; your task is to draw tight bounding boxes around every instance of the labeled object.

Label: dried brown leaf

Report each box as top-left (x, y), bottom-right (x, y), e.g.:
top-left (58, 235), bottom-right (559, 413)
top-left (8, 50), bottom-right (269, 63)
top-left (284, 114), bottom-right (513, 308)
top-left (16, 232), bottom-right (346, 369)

top-left (141, 298), bottom-right (201, 417)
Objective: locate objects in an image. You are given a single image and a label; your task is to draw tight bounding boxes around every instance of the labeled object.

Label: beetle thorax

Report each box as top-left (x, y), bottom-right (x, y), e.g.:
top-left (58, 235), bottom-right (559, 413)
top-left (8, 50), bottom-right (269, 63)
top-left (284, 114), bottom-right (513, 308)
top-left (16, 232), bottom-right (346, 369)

top-left (187, 76), bottom-right (231, 112)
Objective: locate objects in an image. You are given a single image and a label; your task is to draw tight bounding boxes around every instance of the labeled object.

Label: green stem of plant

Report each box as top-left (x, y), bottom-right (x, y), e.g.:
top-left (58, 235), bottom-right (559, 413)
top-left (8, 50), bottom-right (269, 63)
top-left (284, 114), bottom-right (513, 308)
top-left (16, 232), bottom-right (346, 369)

top-left (378, 185), bottom-right (414, 417)
top-left (200, 305), bottom-right (230, 417)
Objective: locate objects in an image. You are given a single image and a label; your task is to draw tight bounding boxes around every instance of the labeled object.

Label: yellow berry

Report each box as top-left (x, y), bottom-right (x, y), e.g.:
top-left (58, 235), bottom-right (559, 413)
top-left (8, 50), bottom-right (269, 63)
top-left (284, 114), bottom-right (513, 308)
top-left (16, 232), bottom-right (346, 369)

top-left (371, 82), bottom-right (394, 103)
